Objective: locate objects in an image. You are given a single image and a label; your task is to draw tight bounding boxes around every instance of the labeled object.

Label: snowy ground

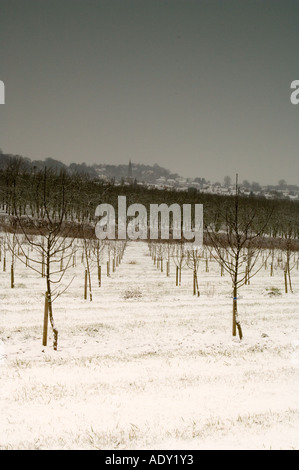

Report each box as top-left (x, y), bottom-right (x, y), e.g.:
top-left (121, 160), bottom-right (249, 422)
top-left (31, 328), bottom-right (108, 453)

top-left (0, 240), bottom-right (298, 450)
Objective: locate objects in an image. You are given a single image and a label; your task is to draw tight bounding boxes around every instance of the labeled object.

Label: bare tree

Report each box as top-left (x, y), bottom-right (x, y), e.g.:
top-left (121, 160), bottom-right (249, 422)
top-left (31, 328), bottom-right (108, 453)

top-left (6, 232), bottom-right (17, 288)
top-left (8, 168), bottom-right (78, 350)
top-left (281, 235), bottom-right (297, 294)
top-left (81, 225), bottom-right (95, 302)
top-left (206, 174), bottom-right (272, 340)
top-left (172, 242), bottom-right (186, 286)
top-left (186, 247), bottom-right (201, 296)
top-left (93, 239), bottom-right (106, 287)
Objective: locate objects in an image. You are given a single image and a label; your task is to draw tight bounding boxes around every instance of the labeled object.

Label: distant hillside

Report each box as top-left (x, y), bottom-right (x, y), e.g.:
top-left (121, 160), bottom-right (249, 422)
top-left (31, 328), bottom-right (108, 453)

top-left (0, 150), bottom-right (298, 199)
top-left (0, 151), bottom-right (181, 183)
top-left (93, 162), bottom-right (180, 183)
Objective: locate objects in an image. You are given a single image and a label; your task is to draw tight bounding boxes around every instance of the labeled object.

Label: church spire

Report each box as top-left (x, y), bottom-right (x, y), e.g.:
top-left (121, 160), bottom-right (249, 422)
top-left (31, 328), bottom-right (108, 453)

top-left (128, 159), bottom-right (133, 183)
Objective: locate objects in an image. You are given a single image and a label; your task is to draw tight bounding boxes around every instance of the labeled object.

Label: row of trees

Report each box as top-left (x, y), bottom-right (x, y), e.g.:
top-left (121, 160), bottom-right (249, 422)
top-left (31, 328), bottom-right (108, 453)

top-left (149, 240), bottom-right (298, 341)
top-left (223, 175), bottom-right (296, 192)
top-left (0, 166), bottom-right (127, 351)
top-left (0, 156), bottom-right (298, 238)
top-left (148, 175), bottom-right (299, 341)
top-left (0, 162), bottom-right (298, 347)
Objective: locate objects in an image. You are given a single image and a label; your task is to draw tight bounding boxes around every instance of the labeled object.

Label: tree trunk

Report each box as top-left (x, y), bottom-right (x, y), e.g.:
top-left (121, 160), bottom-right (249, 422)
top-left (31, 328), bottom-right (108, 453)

top-left (221, 263), bottom-right (224, 277)
top-left (98, 265), bottom-right (101, 287)
top-left (233, 285), bottom-right (243, 340)
top-left (88, 268), bottom-right (92, 301)
top-left (47, 291), bottom-right (58, 351)
top-left (84, 269), bottom-right (88, 299)
top-left (284, 270), bottom-right (288, 294)
top-left (42, 291), bottom-right (49, 347)
top-left (46, 243), bottom-right (58, 351)
top-left (11, 264), bottom-right (14, 288)
top-left (233, 285), bottom-right (237, 337)
top-left (193, 267), bottom-right (200, 296)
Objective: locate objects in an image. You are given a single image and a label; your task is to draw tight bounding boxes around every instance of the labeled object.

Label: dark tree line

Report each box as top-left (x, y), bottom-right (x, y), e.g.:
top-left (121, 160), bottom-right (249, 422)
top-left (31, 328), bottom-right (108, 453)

top-left (0, 154), bottom-right (298, 244)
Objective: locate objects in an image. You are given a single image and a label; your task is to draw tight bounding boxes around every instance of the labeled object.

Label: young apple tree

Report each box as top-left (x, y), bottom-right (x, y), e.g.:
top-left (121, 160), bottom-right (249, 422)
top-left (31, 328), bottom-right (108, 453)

top-left (206, 175), bottom-right (272, 340)
top-left (9, 168), bottom-right (79, 350)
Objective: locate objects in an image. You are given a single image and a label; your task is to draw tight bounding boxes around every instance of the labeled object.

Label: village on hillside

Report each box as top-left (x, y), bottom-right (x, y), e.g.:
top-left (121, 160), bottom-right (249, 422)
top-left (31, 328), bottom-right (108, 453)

top-left (95, 161), bottom-right (299, 201)
top-left (0, 152), bottom-right (298, 202)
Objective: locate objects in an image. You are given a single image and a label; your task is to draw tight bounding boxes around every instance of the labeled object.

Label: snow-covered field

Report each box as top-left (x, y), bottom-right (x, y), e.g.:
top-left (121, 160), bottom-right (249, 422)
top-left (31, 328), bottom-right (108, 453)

top-left (0, 241), bottom-right (298, 450)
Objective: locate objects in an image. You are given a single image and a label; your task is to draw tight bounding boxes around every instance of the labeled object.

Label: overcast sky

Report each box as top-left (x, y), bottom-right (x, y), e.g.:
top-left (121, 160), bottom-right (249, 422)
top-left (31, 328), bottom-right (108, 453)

top-left (1, 0), bottom-right (298, 185)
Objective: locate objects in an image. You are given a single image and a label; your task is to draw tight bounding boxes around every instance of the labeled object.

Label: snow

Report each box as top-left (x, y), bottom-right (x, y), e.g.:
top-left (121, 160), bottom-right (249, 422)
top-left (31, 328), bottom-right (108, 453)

top-left (0, 240), bottom-right (298, 450)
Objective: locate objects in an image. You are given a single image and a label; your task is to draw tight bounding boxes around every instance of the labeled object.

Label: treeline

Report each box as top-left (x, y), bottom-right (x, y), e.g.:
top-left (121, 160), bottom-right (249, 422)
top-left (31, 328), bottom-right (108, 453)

top-left (0, 151), bottom-right (180, 183)
top-left (0, 150), bottom-right (99, 178)
top-left (0, 153), bottom-right (298, 243)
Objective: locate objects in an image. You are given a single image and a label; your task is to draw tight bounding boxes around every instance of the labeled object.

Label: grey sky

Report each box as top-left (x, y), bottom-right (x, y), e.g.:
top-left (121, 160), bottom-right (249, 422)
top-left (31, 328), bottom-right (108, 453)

top-left (0, 0), bottom-right (298, 185)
